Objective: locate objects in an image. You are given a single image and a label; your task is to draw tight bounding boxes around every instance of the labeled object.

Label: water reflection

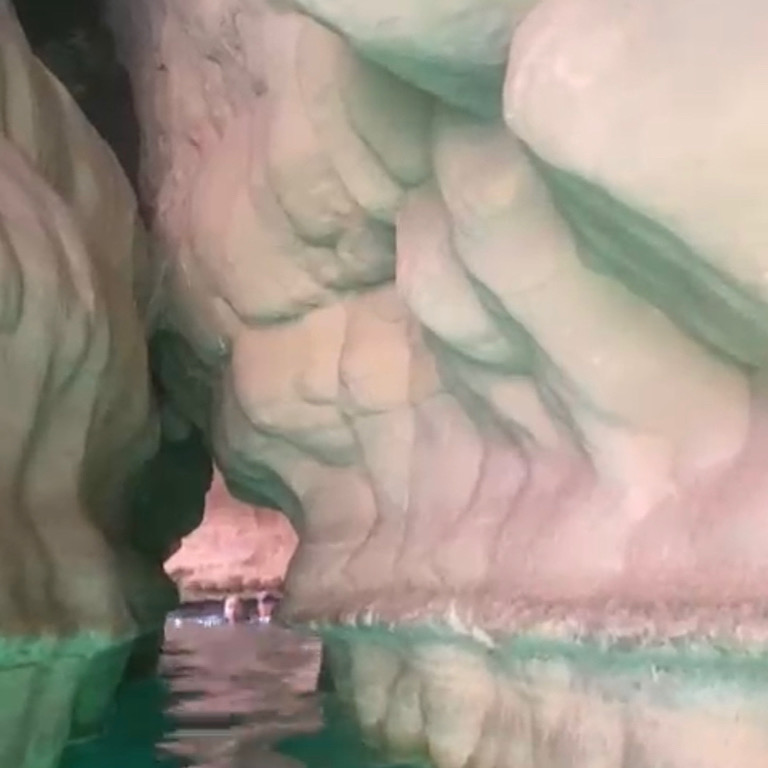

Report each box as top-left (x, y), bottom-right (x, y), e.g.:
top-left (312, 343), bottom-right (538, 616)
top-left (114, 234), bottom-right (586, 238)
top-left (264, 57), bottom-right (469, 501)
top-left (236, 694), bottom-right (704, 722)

top-left (62, 622), bottom-right (324, 768)
top-left (320, 626), bottom-right (768, 768)
top-left (65, 613), bottom-right (768, 768)
top-left (160, 623), bottom-right (322, 766)
top-left (61, 617), bottom-right (416, 768)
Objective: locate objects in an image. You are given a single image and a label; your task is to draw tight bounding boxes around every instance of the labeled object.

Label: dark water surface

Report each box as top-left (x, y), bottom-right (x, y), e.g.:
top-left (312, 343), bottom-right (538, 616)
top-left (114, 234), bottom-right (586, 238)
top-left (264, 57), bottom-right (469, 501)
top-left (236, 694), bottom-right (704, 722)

top-left (60, 621), bottom-right (401, 768)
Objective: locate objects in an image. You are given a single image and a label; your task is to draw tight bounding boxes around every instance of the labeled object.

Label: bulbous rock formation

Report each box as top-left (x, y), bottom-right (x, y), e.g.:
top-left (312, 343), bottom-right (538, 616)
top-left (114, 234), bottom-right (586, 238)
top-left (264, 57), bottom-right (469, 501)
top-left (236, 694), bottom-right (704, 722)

top-left (108, 0), bottom-right (768, 620)
top-left (100, 0), bottom-right (768, 762)
top-left (48, 0), bottom-right (768, 764)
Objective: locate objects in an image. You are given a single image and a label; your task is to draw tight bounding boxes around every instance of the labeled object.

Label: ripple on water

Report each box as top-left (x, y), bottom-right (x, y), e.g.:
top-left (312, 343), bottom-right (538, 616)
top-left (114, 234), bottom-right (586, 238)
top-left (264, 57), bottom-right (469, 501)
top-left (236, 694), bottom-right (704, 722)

top-left (60, 620), bottom-right (400, 768)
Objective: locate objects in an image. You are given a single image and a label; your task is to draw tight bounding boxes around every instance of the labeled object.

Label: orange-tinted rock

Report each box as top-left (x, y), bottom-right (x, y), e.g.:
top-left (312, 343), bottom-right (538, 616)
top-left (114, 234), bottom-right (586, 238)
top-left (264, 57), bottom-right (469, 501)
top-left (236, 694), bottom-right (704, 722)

top-left (165, 473), bottom-right (297, 600)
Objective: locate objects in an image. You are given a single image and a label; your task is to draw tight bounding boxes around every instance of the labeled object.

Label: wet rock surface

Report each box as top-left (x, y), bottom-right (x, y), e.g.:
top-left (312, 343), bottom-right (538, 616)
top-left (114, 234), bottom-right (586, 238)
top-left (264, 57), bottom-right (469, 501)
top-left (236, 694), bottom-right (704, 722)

top-left (0, 5), bottom-right (211, 767)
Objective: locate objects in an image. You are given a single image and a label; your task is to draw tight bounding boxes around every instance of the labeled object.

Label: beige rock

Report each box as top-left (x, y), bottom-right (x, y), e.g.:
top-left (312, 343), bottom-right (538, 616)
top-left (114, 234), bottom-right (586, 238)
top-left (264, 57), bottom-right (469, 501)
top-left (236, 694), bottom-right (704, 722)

top-left (5, 0), bottom-right (768, 765)
top-left (0, 3), bottom-right (173, 767)
top-left (107, 0), bottom-right (768, 628)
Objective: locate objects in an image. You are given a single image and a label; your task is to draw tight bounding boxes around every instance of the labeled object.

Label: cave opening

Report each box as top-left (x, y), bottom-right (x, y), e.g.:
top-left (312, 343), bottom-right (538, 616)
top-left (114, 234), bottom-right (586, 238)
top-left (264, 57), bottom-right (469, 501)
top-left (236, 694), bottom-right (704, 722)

top-left (8, 0), bottom-right (307, 625)
top-left (7, 1), bottom-right (324, 750)
top-left (3, 7), bottom-right (331, 763)
top-left (164, 468), bottom-right (299, 623)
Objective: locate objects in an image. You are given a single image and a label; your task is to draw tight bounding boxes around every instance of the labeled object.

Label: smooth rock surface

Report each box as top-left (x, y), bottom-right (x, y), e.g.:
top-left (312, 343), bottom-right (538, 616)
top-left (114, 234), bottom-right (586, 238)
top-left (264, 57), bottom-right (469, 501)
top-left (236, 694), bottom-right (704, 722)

top-left (0, 4), bottom-right (209, 766)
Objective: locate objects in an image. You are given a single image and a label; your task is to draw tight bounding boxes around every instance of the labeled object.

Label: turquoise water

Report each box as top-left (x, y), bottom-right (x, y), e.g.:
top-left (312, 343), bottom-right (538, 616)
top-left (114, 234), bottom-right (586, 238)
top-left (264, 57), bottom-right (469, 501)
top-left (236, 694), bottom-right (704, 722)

top-left (59, 614), bottom-right (768, 767)
top-left (60, 621), bottom-right (407, 768)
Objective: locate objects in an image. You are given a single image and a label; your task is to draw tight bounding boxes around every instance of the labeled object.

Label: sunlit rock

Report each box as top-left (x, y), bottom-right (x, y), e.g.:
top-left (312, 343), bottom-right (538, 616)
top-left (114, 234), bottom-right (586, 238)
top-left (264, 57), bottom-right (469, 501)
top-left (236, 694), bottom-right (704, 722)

top-left (166, 471), bottom-right (297, 599)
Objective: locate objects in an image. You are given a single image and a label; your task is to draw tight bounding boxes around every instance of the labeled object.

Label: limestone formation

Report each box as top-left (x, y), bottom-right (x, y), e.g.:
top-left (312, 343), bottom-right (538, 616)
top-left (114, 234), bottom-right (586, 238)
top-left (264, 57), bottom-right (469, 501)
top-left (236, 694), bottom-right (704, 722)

top-left (5, 0), bottom-right (768, 764)
top-left (99, 0), bottom-right (768, 768)
top-left (320, 629), bottom-right (768, 768)
top-left (101, 0), bottom-right (768, 764)
top-left (104, 0), bottom-right (768, 617)
top-left (0, 4), bottom-right (209, 766)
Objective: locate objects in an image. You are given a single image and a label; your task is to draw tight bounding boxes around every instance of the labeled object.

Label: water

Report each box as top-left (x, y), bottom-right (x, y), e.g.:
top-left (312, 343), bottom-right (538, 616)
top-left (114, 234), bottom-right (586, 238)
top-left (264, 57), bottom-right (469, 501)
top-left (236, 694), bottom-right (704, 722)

top-left (60, 611), bottom-right (768, 767)
top-left (60, 619), bottom-right (400, 768)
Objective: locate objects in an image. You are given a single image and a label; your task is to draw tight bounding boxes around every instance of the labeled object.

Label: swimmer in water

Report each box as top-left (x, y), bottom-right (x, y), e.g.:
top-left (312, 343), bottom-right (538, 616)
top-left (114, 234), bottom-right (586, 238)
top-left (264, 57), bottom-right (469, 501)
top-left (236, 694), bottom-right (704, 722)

top-left (223, 594), bottom-right (246, 623)
top-left (254, 589), bottom-right (281, 622)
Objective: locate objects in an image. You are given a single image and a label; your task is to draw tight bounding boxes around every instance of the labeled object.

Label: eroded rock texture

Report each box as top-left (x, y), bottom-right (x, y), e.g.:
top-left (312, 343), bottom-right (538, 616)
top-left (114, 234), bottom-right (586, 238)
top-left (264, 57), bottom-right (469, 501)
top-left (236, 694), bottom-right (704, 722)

top-left (0, 4), bottom-right (210, 766)
top-left (105, 0), bottom-right (768, 764)
top-left (108, 0), bottom-right (768, 624)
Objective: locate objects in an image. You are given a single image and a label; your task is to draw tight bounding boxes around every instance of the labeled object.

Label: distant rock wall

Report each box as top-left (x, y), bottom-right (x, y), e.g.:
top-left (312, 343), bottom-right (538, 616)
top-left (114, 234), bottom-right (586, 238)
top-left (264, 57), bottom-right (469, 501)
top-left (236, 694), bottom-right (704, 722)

top-left (166, 472), bottom-right (297, 600)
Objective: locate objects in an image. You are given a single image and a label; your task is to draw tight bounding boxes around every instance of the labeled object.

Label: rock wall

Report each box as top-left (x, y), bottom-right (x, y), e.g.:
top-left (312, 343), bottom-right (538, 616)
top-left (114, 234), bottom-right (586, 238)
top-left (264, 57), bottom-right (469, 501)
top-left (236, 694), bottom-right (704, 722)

top-left (166, 471), bottom-right (297, 599)
top-left (100, 0), bottom-right (768, 765)
top-left (0, 4), bottom-right (210, 766)
top-left (107, 0), bottom-right (768, 623)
